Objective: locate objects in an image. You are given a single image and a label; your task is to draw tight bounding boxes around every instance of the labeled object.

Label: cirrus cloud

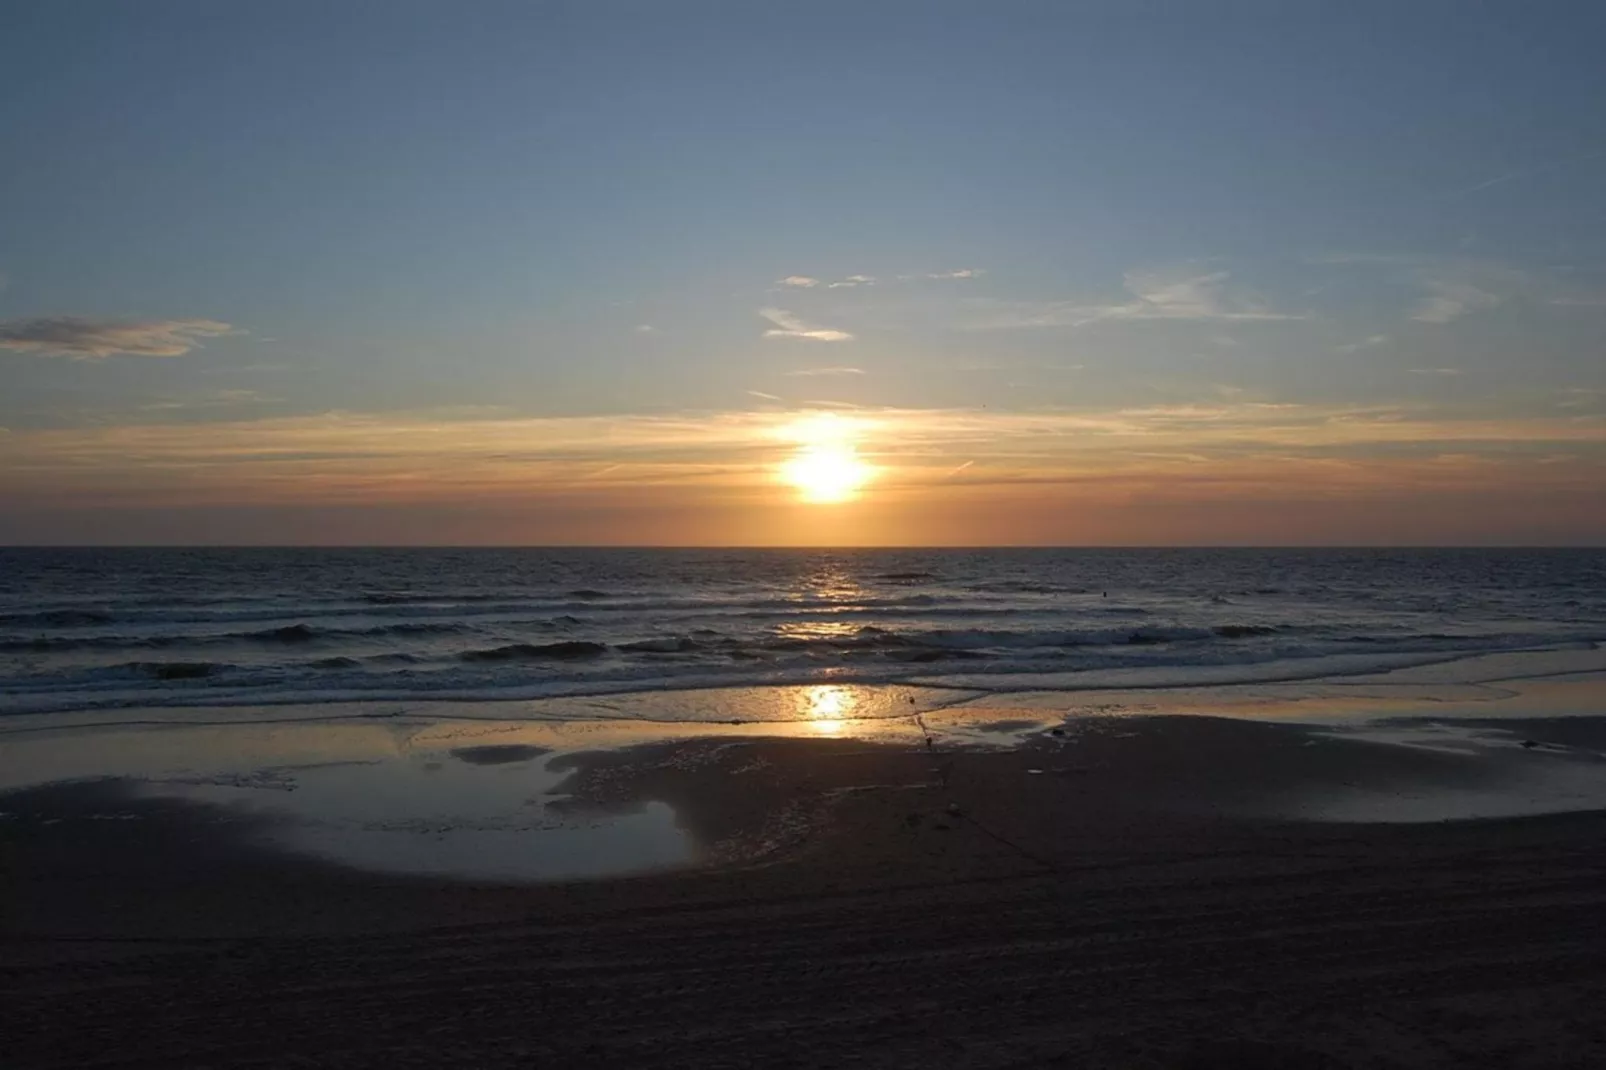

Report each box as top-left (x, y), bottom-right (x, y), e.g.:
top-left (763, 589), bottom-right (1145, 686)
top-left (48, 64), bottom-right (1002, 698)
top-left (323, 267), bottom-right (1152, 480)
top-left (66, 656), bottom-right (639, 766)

top-left (758, 307), bottom-right (854, 342)
top-left (961, 267), bottom-right (1300, 330)
top-left (0, 317), bottom-right (234, 358)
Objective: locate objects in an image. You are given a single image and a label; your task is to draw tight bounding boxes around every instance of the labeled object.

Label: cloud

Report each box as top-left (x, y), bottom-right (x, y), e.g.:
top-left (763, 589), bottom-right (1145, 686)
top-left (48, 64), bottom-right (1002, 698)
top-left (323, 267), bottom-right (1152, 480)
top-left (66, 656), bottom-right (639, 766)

top-left (633, 324), bottom-right (657, 334)
top-left (779, 269), bottom-right (981, 290)
top-left (1335, 334), bottom-right (1389, 354)
top-left (1409, 367), bottom-right (1463, 376)
top-left (1116, 268), bottom-right (1298, 322)
top-left (1442, 150), bottom-right (1603, 199)
top-left (1314, 253), bottom-right (1549, 324)
top-left (0, 317), bottom-right (233, 358)
top-left (746, 390), bottom-right (783, 401)
top-left (783, 366), bottom-right (865, 377)
top-left (962, 268), bottom-right (1299, 329)
top-left (758, 308), bottom-right (854, 342)
top-left (138, 389), bottom-right (268, 412)
top-left (1556, 388), bottom-right (1605, 410)
top-left (7, 401), bottom-right (1601, 517)
top-left (1411, 276), bottom-right (1501, 323)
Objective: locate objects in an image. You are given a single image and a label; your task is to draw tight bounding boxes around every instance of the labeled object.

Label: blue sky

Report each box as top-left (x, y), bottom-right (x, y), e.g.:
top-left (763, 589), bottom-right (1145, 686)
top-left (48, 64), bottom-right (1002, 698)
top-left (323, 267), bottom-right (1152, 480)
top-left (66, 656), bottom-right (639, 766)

top-left (2, 1), bottom-right (1604, 543)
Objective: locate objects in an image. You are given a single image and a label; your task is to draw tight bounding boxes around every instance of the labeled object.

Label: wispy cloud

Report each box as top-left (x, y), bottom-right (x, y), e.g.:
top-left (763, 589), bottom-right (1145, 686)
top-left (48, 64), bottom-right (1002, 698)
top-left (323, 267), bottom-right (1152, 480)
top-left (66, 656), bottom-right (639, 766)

top-left (1556, 388), bottom-right (1605, 410)
top-left (1314, 253), bottom-right (1550, 324)
top-left (1411, 276), bottom-right (1501, 323)
top-left (1442, 149), bottom-right (1604, 199)
top-left (963, 268), bottom-right (1299, 330)
top-left (746, 389), bottom-right (783, 401)
top-left (633, 324), bottom-right (657, 334)
top-left (0, 317), bottom-right (233, 358)
top-left (783, 366), bottom-right (865, 377)
top-left (759, 308), bottom-right (854, 342)
top-left (138, 389), bottom-right (268, 412)
top-left (778, 269), bottom-right (982, 290)
top-left (1409, 367), bottom-right (1463, 376)
top-left (4, 402), bottom-right (1601, 521)
top-left (1114, 268), bottom-right (1298, 323)
top-left (1335, 334), bottom-right (1390, 354)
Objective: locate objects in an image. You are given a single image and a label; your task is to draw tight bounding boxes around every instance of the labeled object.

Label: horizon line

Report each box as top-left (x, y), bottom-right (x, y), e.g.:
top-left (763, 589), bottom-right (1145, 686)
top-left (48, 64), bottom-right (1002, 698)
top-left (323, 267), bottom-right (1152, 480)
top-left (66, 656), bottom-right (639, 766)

top-left (3, 544), bottom-right (1602, 552)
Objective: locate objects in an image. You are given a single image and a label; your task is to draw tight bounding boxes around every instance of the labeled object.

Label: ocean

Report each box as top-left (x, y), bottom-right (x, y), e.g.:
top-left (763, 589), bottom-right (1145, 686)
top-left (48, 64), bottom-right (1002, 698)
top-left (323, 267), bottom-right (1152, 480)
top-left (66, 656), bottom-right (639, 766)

top-left (2, 547), bottom-right (1604, 719)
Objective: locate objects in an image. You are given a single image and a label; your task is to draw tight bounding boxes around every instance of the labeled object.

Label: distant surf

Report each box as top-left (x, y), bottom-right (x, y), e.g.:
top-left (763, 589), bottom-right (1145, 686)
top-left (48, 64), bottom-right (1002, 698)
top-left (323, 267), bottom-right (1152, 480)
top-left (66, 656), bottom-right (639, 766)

top-left (2, 547), bottom-right (1603, 718)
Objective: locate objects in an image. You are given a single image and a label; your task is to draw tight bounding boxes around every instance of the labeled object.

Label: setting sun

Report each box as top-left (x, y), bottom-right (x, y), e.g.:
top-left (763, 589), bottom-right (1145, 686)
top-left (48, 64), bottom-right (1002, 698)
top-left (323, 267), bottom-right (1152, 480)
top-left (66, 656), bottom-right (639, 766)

top-left (778, 413), bottom-right (875, 504)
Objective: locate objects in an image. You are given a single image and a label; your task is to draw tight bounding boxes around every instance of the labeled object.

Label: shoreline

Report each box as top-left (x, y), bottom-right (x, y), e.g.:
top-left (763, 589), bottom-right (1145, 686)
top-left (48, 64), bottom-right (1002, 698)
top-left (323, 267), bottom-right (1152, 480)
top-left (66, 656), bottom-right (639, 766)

top-left (5, 678), bottom-right (1606, 934)
top-left (6, 670), bottom-right (1606, 1066)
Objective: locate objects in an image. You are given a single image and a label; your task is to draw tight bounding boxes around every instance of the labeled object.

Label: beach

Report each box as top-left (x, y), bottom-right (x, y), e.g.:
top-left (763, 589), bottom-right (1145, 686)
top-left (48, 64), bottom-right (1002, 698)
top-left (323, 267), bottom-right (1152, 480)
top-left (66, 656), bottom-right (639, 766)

top-left (6, 660), bottom-right (1606, 1068)
top-left (8, 0), bottom-right (1606, 1059)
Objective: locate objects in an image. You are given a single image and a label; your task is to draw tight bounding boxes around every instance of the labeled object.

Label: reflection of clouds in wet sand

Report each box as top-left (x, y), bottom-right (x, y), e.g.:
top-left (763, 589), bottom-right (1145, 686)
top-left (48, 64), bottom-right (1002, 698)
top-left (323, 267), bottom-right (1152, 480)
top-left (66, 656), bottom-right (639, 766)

top-left (0, 723), bottom-right (693, 883)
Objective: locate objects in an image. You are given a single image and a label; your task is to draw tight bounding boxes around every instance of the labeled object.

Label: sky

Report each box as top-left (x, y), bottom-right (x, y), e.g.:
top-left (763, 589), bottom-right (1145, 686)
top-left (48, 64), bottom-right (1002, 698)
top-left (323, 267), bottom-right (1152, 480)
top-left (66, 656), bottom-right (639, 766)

top-left (2, 0), bottom-right (1604, 546)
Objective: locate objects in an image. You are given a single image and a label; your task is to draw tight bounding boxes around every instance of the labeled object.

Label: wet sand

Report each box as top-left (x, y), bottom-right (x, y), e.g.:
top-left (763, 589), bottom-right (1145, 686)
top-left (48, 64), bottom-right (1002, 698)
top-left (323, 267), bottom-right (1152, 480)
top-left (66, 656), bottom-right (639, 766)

top-left (6, 704), bottom-right (1606, 1068)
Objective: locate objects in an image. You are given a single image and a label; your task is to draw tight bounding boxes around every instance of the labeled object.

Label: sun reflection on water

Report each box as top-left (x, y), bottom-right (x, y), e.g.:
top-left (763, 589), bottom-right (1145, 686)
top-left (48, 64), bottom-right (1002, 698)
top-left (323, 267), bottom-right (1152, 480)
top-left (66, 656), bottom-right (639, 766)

top-left (802, 684), bottom-right (858, 736)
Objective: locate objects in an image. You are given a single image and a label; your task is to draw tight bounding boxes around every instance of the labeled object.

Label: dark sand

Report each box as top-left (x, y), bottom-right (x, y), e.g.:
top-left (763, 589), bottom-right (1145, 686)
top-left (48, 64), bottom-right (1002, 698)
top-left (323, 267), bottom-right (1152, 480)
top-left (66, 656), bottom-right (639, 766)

top-left (6, 715), bottom-right (1606, 1068)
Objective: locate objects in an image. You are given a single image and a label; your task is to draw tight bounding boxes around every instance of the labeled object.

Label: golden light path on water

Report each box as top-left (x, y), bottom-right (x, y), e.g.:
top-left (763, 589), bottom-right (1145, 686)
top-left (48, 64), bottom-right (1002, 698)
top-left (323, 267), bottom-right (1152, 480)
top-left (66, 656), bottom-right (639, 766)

top-left (778, 413), bottom-right (875, 504)
top-left (802, 684), bottom-right (858, 736)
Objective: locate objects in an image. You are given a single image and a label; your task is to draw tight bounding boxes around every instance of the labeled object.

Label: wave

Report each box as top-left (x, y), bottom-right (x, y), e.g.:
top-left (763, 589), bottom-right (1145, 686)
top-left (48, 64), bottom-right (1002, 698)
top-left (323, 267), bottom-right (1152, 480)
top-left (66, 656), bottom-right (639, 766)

top-left (485, 623), bottom-right (1291, 663)
top-left (0, 621), bottom-right (1268, 669)
top-left (116, 661), bottom-right (227, 681)
top-left (748, 624), bottom-right (1256, 653)
top-left (0, 591), bottom-right (1006, 632)
top-left (0, 609), bottom-right (116, 628)
top-left (240, 620), bottom-right (481, 642)
top-left (362, 590), bottom-right (539, 605)
top-left (459, 641), bottom-right (609, 662)
top-left (311, 656), bottom-right (362, 669)
top-left (1214, 624), bottom-right (1278, 638)
top-left (247, 623), bottom-right (319, 642)
top-left (0, 619), bottom-right (488, 653)
top-left (0, 634), bottom-right (185, 653)
top-left (4, 642), bottom-right (1588, 720)
top-left (962, 581), bottom-right (1086, 595)
top-left (618, 637), bottom-right (705, 653)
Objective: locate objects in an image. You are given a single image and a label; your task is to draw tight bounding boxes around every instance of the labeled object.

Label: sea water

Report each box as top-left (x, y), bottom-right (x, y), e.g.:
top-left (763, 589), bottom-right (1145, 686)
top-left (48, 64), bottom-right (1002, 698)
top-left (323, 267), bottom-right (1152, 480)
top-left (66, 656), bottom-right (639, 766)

top-left (2, 547), bottom-right (1603, 719)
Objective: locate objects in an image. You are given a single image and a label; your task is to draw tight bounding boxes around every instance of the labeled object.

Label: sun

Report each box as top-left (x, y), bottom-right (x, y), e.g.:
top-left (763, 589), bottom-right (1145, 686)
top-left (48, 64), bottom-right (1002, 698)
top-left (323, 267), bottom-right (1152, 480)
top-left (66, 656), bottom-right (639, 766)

top-left (782, 443), bottom-right (872, 503)
top-left (778, 413), bottom-right (875, 503)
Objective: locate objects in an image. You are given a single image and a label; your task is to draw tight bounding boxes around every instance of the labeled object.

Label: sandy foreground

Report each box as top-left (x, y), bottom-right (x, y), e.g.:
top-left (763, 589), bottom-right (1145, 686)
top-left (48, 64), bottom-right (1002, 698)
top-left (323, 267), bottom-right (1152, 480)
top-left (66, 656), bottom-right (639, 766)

top-left (5, 692), bottom-right (1606, 1068)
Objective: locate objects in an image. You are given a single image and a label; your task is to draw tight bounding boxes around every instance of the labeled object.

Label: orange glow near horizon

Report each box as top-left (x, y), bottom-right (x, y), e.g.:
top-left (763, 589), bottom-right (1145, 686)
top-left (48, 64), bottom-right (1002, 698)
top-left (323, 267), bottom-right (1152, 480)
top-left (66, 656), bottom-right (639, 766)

top-left (778, 413), bottom-right (876, 503)
top-left (2, 402), bottom-right (1603, 544)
